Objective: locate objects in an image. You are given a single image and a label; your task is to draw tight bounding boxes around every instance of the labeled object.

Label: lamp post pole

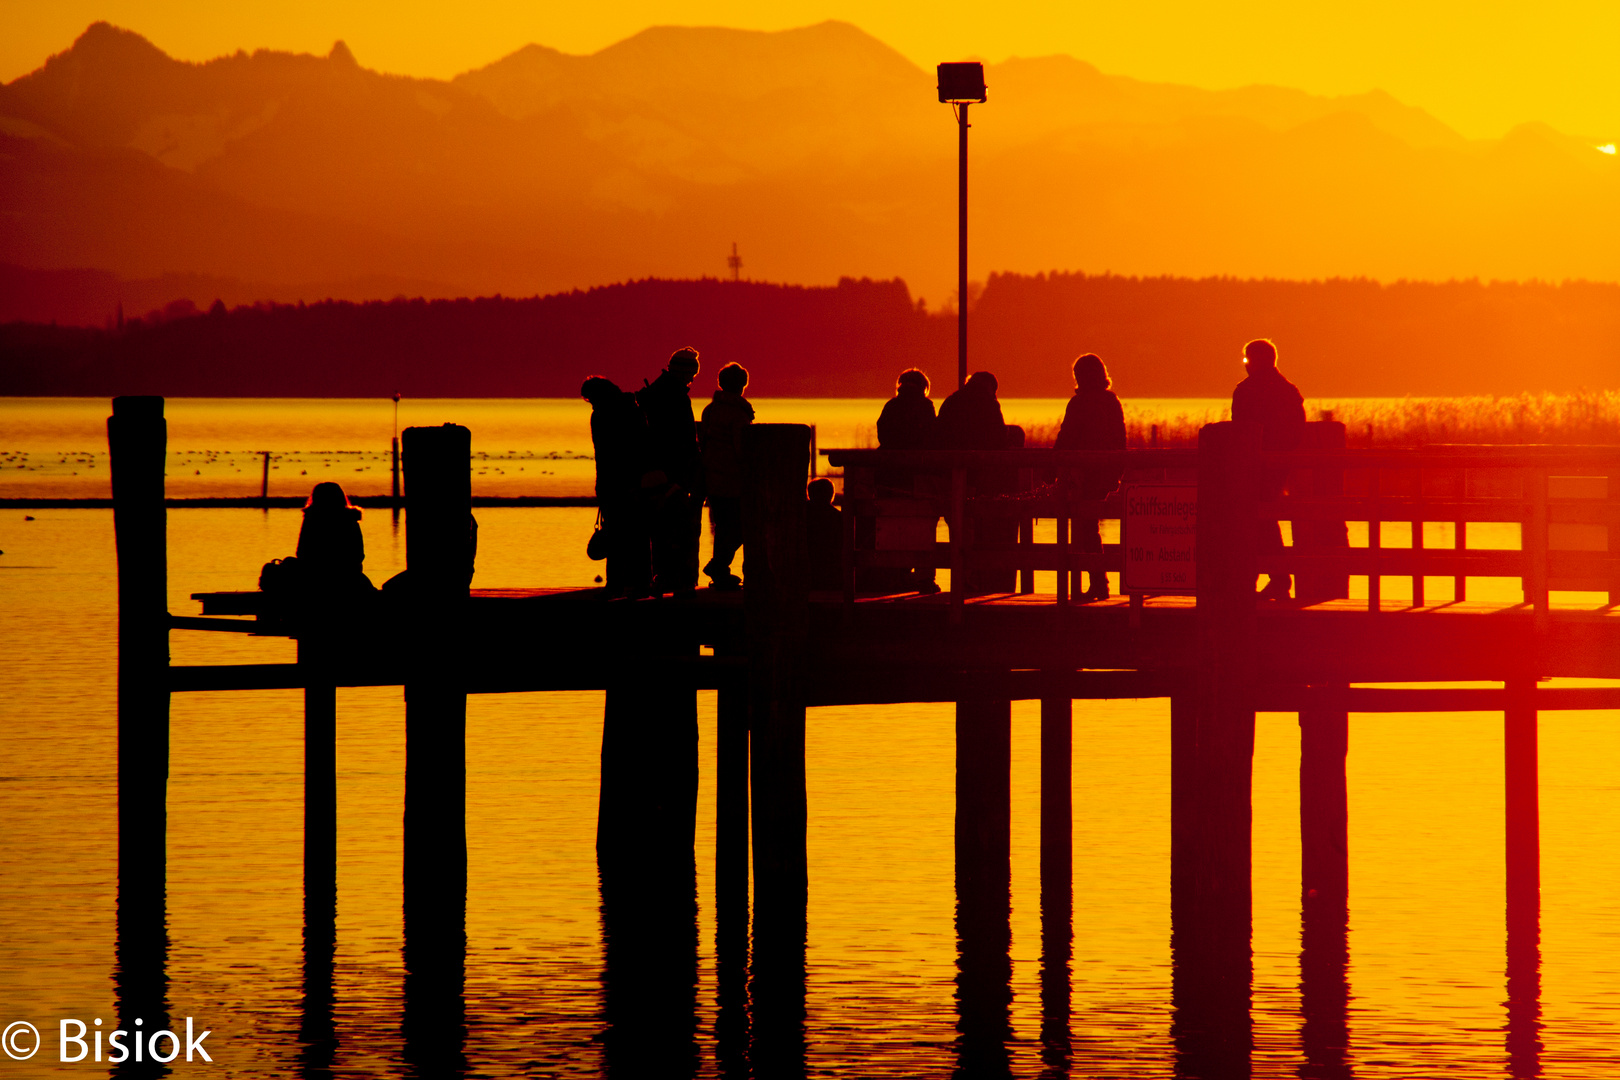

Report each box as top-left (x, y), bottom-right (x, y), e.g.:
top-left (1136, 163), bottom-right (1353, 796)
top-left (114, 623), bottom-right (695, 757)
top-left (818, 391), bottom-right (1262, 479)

top-left (958, 102), bottom-right (969, 390)
top-left (938, 61), bottom-right (985, 391)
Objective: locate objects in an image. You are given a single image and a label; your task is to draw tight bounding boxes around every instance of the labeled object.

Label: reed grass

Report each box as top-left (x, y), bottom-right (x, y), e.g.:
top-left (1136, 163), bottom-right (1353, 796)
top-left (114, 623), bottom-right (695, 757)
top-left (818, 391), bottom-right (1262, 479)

top-left (1031, 392), bottom-right (1620, 448)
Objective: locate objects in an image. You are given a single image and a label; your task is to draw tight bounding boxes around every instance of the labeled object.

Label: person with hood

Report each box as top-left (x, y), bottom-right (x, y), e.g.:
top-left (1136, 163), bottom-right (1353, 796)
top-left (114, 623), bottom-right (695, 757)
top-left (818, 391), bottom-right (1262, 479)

top-left (637, 347), bottom-right (705, 595)
top-left (582, 375), bottom-right (653, 598)
top-left (700, 362), bottom-right (754, 589)
top-left (1054, 353), bottom-right (1128, 601)
top-left (294, 481), bottom-right (375, 594)
top-left (1231, 337), bottom-right (1307, 600)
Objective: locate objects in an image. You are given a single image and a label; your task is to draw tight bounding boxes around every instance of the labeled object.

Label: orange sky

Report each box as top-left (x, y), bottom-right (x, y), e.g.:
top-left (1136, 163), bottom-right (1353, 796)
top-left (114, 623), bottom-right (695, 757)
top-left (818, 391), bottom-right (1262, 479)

top-left (6, 0), bottom-right (1617, 141)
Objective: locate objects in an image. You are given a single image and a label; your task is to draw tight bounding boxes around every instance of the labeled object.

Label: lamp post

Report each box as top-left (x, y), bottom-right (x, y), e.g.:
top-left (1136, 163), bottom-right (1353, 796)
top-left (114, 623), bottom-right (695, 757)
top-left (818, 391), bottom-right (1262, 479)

top-left (938, 62), bottom-right (987, 390)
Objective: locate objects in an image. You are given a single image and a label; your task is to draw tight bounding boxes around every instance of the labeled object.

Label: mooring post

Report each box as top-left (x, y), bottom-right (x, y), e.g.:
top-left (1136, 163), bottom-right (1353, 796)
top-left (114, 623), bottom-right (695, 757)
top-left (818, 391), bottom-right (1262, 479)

top-left (1175, 420), bottom-right (1261, 1075)
top-left (1295, 420), bottom-right (1349, 604)
top-left (400, 423), bottom-right (471, 1072)
top-left (108, 394), bottom-right (173, 1038)
top-left (741, 424), bottom-right (811, 1077)
top-left (1299, 684), bottom-right (1351, 1076)
top-left (1039, 692), bottom-right (1073, 1073)
top-left (715, 640), bottom-right (750, 940)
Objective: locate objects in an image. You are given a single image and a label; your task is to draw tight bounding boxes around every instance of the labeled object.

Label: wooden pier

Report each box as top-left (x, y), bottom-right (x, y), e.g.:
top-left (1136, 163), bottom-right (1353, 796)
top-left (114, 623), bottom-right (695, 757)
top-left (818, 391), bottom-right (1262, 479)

top-left (107, 396), bottom-right (1619, 1076)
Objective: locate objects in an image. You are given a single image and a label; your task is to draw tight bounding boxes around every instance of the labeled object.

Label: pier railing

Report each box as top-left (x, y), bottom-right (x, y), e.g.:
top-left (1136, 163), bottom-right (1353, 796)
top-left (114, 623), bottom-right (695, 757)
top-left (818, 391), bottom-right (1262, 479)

top-left (827, 437), bottom-right (1620, 619)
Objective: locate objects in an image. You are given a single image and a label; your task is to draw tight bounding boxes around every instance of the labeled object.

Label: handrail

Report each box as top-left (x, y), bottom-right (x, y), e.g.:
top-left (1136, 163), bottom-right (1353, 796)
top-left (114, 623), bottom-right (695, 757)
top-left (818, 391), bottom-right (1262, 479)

top-left (832, 443), bottom-right (1618, 619)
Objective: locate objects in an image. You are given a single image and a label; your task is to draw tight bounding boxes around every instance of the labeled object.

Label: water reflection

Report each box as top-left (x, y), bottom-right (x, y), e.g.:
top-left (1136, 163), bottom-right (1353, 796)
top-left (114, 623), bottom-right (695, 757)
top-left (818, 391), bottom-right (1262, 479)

top-left (954, 699), bottom-right (1013, 1079)
top-left (112, 887), bottom-right (170, 1079)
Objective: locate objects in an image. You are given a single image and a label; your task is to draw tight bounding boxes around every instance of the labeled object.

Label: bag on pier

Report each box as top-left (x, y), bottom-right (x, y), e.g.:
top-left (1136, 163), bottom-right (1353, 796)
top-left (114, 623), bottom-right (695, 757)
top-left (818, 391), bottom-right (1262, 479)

top-left (587, 510), bottom-right (610, 561)
top-left (259, 556), bottom-right (301, 593)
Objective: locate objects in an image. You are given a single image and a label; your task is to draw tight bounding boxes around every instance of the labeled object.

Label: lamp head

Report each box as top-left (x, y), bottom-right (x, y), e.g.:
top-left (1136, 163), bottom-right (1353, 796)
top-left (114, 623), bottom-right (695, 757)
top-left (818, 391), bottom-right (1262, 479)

top-left (937, 62), bottom-right (987, 104)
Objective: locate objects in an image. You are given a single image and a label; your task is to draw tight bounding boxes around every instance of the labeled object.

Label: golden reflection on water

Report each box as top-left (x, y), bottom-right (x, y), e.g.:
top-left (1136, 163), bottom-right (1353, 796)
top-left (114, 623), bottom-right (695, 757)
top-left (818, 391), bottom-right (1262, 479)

top-left (2, 410), bottom-right (1619, 1075)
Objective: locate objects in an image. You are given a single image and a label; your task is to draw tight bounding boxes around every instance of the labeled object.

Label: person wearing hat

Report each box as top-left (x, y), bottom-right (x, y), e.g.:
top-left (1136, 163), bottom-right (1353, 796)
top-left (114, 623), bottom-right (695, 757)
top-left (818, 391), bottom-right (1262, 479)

top-left (1231, 338), bottom-right (1306, 600)
top-left (637, 347), bottom-right (705, 594)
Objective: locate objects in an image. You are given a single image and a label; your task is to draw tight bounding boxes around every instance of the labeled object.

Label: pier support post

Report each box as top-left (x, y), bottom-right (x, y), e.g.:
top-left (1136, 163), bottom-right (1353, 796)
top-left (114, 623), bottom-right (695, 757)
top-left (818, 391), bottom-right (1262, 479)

top-left (1039, 693), bottom-right (1073, 1073)
top-left (108, 395), bottom-right (172, 1042)
top-left (400, 423), bottom-right (471, 1073)
top-left (1504, 678), bottom-right (1543, 1076)
top-left (742, 424), bottom-right (812, 1078)
top-left (1299, 687), bottom-right (1351, 1077)
top-left (299, 635), bottom-right (338, 1071)
top-left (1174, 420), bottom-right (1261, 1076)
top-left (715, 637), bottom-right (751, 1074)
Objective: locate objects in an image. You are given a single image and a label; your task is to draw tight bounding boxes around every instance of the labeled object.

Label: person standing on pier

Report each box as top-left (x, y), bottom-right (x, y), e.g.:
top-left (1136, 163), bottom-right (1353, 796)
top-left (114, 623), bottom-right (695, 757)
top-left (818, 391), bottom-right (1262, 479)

top-left (938, 370), bottom-right (1016, 592)
top-left (1055, 353), bottom-right (1127, 601)
top-left (637, 348), bottom-right (705, 595)
top-left (876, 368), bottom-right (940, 593)
top-left (1231, 337), bottom-right (1307, 600)
top-left (700, 362), bottom-right (754, 590)
top-left (581, 376), bottom-right (653, 598)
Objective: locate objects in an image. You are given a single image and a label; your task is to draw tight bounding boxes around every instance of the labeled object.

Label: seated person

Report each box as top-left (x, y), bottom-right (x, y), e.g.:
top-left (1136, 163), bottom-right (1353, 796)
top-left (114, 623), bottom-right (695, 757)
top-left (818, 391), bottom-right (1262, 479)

top-left (806, 478), bottom-right (843, 592)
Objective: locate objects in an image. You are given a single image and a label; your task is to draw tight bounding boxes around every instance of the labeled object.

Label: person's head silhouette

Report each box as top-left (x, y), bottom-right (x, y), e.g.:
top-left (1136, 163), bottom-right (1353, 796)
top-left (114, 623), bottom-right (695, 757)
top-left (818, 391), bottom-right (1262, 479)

top-left (1072, 353), bottom-right (1111, 391)
top-left (580, 376), bottom-right (619, 405)
top-left (896, 368), bottom-right (930, 397)
top-left (1243, 338), bottom-right (1278, 373)
top-left (717, 362), bottom-right (749, 395)
top-left (668, 347), bottom-right (700, 387)
top-left (965, 370), bottom-right (998, 397)
top-left (807, 477), bottom-right (835, 505)
top-left (305, 481), bottom-right (354, 513)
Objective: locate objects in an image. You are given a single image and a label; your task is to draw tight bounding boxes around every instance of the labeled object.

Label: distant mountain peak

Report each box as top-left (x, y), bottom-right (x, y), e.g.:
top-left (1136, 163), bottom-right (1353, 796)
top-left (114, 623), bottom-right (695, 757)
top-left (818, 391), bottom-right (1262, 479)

top-left (328, 40), bottom-right (358, 68)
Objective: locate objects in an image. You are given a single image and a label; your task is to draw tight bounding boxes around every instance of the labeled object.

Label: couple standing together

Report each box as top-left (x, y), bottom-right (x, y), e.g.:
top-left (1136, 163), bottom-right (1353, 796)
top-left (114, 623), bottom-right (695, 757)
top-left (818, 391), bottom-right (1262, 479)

top-left (582, 348), bottom-right (754, 598)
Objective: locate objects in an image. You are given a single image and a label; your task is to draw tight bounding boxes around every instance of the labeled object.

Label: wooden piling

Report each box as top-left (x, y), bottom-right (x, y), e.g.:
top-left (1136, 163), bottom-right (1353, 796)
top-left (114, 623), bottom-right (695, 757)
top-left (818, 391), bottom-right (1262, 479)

top-left (1299, 686), bottom-right (1351, 1076)
top-left (400, 422), bottom-right (471, 1069)
top-left (715, 642), bottom-right (750, 941)
top-left (1179, 420), bottom-right (1261, 1072)
top-left (301, 638), bottom-right (337, 920)
top-left (1504, 677), bottom-right (1540, 927)
top-left (1039, 693), bottom-right (1073, 1073)
top-left (741, 424), bottom-right (811, 1078)
top-left (1504, 676), bottom-right (1543, 1077)
top-left (108, 394), bottom-right (172, 1039)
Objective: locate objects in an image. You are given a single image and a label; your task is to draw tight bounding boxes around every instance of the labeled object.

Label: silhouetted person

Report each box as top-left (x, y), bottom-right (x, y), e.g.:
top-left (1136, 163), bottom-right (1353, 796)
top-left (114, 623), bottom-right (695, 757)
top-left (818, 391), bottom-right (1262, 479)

top-left (937, 370), bottom-right (1007, 458)
top-left (637, 348), bottom-right (705, 595)
top-left (701, 362), bottom-right (753, 590)
top-left (876, 368), bottom-right (940, 594)
top-left (297, 482), bottom-right (374, 594)
top-left (1231, 338), bottom-right (1306, 600)
top-left (938, 371), bottom-right (1015, 592)
top-left (1055, 353), bottom-right (1127, 601)
top-left (582, 376), bottom-right (653, 598)
top-left (806, 477), bottom-right (842, 592)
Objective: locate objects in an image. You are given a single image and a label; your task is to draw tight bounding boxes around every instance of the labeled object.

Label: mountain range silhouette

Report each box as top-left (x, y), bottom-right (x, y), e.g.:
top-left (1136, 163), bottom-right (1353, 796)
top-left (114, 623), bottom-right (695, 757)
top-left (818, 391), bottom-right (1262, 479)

top-left (4, 19), bottom-right (1618, 323)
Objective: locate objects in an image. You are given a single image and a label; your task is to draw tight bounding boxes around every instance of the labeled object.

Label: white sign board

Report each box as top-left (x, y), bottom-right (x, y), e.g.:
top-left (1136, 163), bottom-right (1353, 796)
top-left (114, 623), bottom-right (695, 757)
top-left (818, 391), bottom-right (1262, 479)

top-left (1122, 483), bottom-right (1197, 593)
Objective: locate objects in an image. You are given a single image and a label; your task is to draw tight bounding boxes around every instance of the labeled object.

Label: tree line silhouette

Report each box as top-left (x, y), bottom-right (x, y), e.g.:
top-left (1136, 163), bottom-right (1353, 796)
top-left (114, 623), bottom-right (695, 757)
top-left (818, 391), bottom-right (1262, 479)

top-left (2, 273), bottom-right (1615, 398)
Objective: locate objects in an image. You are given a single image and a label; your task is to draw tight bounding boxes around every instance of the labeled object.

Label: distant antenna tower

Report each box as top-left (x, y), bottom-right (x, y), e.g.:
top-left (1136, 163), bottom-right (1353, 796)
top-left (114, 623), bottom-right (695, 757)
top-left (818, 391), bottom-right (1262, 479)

top-left (727, 241), bottom-right (743, 282)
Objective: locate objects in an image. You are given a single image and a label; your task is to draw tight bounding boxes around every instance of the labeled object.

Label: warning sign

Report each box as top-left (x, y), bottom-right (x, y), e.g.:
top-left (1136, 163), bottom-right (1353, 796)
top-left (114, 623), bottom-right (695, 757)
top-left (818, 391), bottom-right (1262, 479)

top-left (1122, 483), bottom-right (1197, 593)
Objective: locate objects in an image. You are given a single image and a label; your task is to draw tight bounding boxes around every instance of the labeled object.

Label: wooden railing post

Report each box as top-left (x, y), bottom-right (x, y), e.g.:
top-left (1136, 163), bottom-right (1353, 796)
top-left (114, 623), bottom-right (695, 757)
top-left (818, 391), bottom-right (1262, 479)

top-left (108, 394), bottom-right (172, 1039)
top-left (741, 424), bottom-right (811, 1078)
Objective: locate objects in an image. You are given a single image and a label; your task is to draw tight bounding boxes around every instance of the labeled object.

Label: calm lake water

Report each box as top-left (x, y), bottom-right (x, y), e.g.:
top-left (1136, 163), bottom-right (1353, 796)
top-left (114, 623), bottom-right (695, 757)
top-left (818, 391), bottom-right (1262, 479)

top-left (1, 399), bottom-right (1618, 1078)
